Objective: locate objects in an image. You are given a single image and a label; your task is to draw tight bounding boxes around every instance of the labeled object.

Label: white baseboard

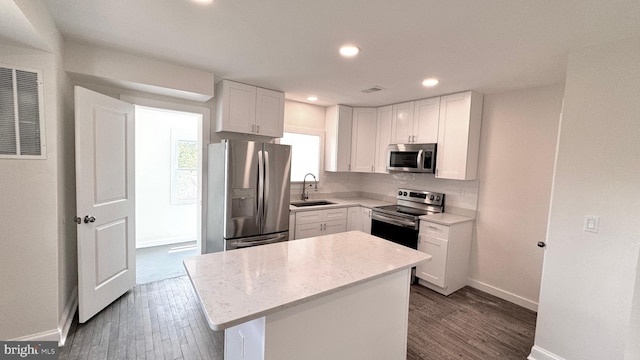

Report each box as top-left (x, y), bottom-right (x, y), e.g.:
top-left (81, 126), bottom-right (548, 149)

top-left (467, 278), bottom-right (538, 312)
top-left (8, 288), bottom-right (78, 345)
top-left (136, 236), bottom-right (196, 249)
top-left (528, 345), bottom-right (566, 360)
top-left (58, 286), bottom-right (78, 346)
top-left (10, 329), bottom-right (59, 342)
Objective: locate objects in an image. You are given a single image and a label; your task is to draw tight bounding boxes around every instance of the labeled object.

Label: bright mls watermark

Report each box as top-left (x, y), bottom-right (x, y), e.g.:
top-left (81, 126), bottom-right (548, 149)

top-left (0, 342), bottom-right (58, 359)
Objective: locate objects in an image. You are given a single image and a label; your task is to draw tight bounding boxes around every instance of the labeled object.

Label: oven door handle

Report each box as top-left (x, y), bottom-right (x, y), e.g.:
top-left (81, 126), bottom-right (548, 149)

top-left (372, 212), bottom-right (417, 229)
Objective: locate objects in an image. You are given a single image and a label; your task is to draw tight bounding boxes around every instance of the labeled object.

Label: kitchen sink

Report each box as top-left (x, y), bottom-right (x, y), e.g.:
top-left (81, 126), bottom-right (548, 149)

top-left (290, 200), bottom-right (336, 207)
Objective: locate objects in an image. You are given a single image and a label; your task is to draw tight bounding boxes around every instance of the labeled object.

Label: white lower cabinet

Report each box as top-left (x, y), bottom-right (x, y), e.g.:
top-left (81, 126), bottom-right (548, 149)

top-left (294, 208), bottom-right (347, 240)
top-left (347, 206), bottom-right (372, 234)
top-left (416, 220), bottom-right (473, 295)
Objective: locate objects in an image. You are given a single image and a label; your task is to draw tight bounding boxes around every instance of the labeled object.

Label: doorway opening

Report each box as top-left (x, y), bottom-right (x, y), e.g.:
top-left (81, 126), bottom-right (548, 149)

top-left (134, 104), bottom-right (204, 284)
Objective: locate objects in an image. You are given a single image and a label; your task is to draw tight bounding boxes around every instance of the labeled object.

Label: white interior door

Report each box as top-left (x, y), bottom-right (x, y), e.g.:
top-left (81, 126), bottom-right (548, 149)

top-left (75, 86), bottom-right (135, 323)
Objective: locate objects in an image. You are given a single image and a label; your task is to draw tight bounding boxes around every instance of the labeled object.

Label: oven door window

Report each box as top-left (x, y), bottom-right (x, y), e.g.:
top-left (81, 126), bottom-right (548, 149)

top-left (371, 219), bottom-right (418, 249)
top-left (389, 151), bottom-right (419, 169)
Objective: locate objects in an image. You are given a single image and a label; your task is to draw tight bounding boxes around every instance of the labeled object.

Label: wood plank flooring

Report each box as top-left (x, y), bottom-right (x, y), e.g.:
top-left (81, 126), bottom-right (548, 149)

top-left (60, 277), bottom-right (535, 360)
top-left (407, 285), bottom-right (536, 360)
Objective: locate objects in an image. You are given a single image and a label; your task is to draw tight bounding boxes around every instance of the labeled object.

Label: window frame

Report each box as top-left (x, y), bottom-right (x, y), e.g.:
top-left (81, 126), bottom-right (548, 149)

top-left (277, 126), bottom-right (324, 183)
top-left (170, 130), bottom-right (198, 205)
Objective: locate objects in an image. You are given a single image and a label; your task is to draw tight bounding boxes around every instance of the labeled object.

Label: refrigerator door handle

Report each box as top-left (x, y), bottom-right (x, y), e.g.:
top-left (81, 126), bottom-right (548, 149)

top-left (257, 150), bottom-right (264, 231)
top-left (231, 233), bottom-right (288, 248)
top-left (263, 150), bottom-right (270, 228)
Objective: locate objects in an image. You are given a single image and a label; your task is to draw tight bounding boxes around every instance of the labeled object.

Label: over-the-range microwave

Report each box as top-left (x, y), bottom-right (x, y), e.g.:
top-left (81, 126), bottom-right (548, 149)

top-left (387, 143), bottom-right (436, 173)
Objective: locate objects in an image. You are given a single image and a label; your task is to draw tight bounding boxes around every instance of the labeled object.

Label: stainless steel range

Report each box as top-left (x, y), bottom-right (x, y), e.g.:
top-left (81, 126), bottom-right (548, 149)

top-left (371, 189), bottom-right (445, 249)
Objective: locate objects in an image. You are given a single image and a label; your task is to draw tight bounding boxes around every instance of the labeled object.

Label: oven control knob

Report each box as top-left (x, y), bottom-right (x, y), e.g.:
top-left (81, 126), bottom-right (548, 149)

top-left (398, 191), bottom-right (403, 196)
top-left (436, 196), bottom-right (441, 201)
top-left (403, 191), bottom-right (408, 196)
top-left (429, 195), bottom-right (435, 200)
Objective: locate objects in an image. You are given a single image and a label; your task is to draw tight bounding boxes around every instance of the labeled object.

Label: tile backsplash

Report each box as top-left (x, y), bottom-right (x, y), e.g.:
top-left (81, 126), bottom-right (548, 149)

top-left (290, 171), bottom-right (479, 217)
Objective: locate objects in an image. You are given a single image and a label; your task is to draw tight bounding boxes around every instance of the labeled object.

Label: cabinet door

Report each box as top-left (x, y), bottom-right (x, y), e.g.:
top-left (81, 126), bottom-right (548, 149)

top-left (255, 87), bottom-right (284, 137)
top-left (347, 206), bottom-right (361, 231)
top-left (218, 80), bottom-right (256, 134)
top-left (391, 101), bottom-right (415, 144)
top-left (413, 98), bottom-right (440, 143)
top-left (351, 108), bottom-right (377, 172)
top-left (289, 212), bottom-right (295, 240)
top-left (295, 222), bottom-right (324, 240)
top-left (436, 92), bottom-right (482, 180)
top-left (375, 105), bottom-right (392, 173)
top-left (361, 208), bottom-right (372, 234)
top-left (416, 233), bottom-right (448, 287)
top-left (324, 219), bottom-right (347, 235)
top-left (325, 105), bottom-right (353, 171)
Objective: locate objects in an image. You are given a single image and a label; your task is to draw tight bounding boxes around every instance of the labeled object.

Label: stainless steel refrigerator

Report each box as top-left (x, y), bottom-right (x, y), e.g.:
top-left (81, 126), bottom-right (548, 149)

top-left (206, 140), bottom-right (291, 253)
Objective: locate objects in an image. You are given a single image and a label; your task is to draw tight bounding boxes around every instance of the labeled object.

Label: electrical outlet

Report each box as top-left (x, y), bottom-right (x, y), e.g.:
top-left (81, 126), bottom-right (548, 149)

top-left (584, 216), bottom-right (600, 233)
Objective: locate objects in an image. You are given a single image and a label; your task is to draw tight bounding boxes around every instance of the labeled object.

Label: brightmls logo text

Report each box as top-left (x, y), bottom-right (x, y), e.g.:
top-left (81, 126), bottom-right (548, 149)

top-left (0, 342), bottom-right (57, 359)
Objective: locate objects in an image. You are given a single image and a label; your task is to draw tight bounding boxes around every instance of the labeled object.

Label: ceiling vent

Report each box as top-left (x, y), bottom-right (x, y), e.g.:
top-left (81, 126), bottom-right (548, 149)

top-left (361, 86), bottom-right (384, 93)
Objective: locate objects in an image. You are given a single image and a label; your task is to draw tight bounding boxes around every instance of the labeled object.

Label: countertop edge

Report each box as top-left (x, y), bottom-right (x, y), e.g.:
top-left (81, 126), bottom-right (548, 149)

top-left (419, 213), bottom-right (475, 225)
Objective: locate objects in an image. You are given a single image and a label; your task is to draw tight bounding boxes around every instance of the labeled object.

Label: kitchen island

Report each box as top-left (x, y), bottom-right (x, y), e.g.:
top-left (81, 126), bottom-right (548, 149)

top-left (184, 231), bottom-right (431, 360)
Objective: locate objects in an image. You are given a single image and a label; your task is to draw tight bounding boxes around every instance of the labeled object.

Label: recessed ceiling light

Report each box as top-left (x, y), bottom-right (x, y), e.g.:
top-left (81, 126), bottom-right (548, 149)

top-left (339, 45), bottom-right (360, 58)
top-left (307, 96), bottom-right (318, 102)
top-left (422, 78), bottom-right (439, 87)
top-left (192, 0), bottom-right (213, 4)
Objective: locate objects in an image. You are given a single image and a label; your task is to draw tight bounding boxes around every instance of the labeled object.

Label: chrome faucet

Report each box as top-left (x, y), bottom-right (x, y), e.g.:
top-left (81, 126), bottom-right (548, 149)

top-left (301, 173), bottom-right (317, 200)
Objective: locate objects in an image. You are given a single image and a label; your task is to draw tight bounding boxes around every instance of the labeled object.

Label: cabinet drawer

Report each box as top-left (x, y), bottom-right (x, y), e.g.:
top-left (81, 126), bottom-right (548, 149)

top-left (419, 221), bottom-right (449, 238)
top-left (324, 208), bottom-right (347, 221)
top-left (295, 210), bottom-right (325, 225)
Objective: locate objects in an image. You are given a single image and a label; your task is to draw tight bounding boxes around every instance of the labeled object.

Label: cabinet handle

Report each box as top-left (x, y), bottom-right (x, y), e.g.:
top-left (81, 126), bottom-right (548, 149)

top-left (348, 164), bottom-right (351, 171)
top-left (256, 124), bottom-right (260, 133)
top-left (252, 124), bottom-right (255, 132)
top-left (408, 135), bottom-right (411, 143)
top-left (412, 135), bottom-right (416, 143)
top-left (426, 225), bottom-right (442, 231)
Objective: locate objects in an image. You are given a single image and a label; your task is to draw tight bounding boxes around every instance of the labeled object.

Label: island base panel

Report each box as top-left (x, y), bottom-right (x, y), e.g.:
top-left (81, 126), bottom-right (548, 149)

top-left (225, 269), bottom-right (411, 360)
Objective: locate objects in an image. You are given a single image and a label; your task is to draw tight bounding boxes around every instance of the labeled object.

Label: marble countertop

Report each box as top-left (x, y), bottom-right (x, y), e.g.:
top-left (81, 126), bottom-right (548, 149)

top-left (419, 213), bottom-right (474, 225)
top-left (183, 231), bottom-right (431, 331)
top-left (289, 197), bottom-right (391, 212)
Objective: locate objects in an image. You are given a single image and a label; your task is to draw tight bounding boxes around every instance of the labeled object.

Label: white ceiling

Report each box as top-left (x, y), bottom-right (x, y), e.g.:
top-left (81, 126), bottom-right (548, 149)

top-left (40, 0), bottom-right (640, 107)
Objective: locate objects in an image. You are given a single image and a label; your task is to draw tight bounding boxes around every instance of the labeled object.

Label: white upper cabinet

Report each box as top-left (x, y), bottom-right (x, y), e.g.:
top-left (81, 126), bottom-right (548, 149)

top-left (216, 80), bottom-right (284, 137)
top-left (390, 101), bottom-right (415, 144)
top-left (436, 91), bottom-right (483, 180)
top-left (325, 105), bottom-right (353, 172)
top-left (375, 105), bottom-right (393, 173)
top-left (351, 108), bottom-right (377, 172)
top-left (255, 87), bottom-right (285, 137)
top-left (413, 97), bottom-right (440, 143)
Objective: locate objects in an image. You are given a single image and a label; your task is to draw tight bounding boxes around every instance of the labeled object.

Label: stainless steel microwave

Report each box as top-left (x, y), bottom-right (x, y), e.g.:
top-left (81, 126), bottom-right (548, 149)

top-left (387, 143), bottom-right (437, 173)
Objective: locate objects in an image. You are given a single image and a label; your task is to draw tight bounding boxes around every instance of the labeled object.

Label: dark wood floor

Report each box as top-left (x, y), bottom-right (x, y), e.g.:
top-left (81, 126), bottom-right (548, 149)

top-left (407, 285), bottom-right (536, 360)
top-left (60, 277), bottom-right (536, 360)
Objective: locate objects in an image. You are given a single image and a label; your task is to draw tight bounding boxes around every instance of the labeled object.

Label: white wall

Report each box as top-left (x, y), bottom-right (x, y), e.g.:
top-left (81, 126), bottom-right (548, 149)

top-left (135, 108), bottom-right (199, 248)
top-left (469, 85), bottom-right (564, 310)
top-left (0, 45), bottom-right (61, 340)
top-left (531, 38), bottom-right (640, 360)
top-left (64, 41), bottom-right (215, 102)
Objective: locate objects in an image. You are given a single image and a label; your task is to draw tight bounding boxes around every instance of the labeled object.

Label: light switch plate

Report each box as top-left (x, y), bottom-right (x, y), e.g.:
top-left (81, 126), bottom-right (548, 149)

top-left (584, 216), bottom-right (600, 233)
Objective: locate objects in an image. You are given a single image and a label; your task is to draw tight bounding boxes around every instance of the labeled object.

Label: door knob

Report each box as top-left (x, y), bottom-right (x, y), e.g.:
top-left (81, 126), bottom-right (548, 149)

top-left (537, 241), bottom-right (546, 248)
top-left (84, 215), bottom-right (96, 224)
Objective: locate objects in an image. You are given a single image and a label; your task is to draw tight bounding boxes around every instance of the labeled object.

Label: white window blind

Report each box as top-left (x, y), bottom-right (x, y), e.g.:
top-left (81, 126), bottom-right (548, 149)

top-left (0, 65), bottom-right (45, 159)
